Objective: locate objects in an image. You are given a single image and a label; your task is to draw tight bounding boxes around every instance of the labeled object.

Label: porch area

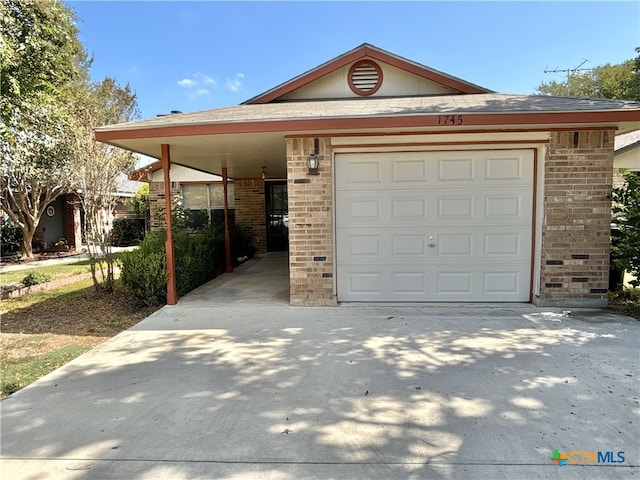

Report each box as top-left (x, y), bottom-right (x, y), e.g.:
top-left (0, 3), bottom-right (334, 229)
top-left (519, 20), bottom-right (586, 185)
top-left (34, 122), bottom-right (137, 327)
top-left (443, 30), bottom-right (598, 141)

top-left (180, 251), bottom-right (290, 307)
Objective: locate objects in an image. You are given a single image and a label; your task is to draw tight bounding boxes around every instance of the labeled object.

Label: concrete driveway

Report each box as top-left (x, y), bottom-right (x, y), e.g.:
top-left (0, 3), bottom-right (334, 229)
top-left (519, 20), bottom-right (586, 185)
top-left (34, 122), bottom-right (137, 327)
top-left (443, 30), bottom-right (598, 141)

top-left (1, 254), bottom-right (638, 479)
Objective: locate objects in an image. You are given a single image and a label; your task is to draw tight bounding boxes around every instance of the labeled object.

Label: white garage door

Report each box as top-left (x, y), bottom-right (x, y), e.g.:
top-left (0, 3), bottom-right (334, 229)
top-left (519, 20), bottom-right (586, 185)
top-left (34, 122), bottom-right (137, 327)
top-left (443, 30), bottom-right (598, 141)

top-left (335, 150), bottom-right (534, 302)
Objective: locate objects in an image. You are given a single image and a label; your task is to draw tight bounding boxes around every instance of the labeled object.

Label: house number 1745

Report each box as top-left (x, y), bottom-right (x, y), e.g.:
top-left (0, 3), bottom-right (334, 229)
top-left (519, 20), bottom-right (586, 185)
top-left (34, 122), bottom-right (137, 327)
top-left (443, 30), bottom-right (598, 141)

top-left (437, 115), bottom-right (463, 125)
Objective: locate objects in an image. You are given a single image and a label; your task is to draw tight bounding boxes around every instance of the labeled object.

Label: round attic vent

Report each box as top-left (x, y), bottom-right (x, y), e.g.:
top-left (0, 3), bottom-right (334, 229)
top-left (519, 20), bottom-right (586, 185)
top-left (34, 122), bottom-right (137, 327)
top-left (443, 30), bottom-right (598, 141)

top-left (348, 60), bottom-right (383, 96)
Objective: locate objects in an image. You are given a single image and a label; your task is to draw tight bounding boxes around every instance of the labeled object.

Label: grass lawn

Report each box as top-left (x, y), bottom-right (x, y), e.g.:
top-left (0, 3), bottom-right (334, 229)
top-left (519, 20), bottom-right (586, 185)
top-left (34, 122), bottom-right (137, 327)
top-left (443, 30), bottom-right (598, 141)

top-left (0, 278), bottom-right (160, 398)
top-left (0, 253), bottom-right (130, 286)
top-left (0, 260), bottom-right (92, 286)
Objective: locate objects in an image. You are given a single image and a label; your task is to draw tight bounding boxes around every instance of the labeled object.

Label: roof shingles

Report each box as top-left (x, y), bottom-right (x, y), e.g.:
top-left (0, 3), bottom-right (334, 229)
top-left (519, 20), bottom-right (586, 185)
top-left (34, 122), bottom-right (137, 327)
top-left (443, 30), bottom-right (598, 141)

top-left (96, 94), bottom-right (640, 133)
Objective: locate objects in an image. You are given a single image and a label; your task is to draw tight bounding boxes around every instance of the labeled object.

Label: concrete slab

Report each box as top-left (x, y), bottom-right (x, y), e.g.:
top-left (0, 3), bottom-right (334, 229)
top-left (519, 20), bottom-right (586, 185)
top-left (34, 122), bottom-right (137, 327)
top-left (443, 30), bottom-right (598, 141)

top-left (1, 254), bottom-right (638, 479)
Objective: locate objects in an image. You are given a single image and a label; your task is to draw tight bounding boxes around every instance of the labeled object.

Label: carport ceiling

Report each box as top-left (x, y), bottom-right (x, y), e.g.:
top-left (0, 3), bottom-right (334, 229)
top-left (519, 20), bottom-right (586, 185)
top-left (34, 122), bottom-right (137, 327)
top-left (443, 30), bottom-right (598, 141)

top-left (110, 132), bottom-right (288, 179)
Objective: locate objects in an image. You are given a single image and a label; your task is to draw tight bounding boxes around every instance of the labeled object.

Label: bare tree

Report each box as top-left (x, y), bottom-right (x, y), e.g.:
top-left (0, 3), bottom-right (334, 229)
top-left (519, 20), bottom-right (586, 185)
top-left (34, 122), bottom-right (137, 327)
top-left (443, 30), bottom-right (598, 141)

top-left (70, 78), bottom-right (138, 291)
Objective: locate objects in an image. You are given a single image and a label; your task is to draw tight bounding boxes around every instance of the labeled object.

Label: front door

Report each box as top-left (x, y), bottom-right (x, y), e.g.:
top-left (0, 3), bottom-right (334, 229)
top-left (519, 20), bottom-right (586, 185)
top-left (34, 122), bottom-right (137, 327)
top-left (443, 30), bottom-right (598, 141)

top-left (266, 181), bottom-right (288, 252)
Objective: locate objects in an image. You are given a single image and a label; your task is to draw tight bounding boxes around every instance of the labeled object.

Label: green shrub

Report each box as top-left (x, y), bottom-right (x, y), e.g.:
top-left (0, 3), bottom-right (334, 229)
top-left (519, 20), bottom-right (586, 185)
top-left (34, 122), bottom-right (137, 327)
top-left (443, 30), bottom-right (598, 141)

top-left (173, 227), bottom-right (223, 297)
top-left (111, 218), bottom-right (145, 247)
top-left (608, 287), bottom-right (640, 320)
top-left (22, 271), bottom-right (52, 287)
top-left (119, 247), bottom-right (167, 306)
top-left (611, 171), bottom-right (640, 288)
top-left (1, 223), bottom-right (22, 256)
top-left (119, 227), bottom-right (224, 304)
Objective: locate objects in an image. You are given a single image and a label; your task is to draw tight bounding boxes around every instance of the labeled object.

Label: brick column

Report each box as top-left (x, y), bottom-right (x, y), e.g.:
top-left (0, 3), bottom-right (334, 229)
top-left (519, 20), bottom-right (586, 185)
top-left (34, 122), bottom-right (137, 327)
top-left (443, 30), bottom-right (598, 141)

top-left (287, 137), bottom-right (335, 306)
top-left (235, 179), bottom-right (267, 254)
top-left (537, 130), bottom-right (615, 307)
top-left (63, 193), bottom-right (82, 250)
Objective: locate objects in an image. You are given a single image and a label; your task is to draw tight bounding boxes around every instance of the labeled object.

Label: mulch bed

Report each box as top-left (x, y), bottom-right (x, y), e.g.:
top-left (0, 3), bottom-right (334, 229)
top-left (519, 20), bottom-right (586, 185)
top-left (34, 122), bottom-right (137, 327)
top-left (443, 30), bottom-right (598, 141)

top-left (1, 285), bottom-right (160, 337)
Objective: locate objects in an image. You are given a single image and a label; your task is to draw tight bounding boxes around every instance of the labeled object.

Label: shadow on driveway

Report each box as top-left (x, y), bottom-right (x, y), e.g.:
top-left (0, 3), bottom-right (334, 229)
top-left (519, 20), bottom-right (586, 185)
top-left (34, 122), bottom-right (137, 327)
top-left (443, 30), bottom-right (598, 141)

top-left (1, 256), bottom-right (638, 479)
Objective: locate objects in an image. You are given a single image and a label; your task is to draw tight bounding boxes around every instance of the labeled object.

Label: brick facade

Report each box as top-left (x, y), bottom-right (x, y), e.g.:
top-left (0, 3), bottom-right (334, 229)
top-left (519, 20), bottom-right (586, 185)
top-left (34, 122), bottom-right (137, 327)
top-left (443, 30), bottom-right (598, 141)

top-left (235, 179), bottom-right (267, 254)
top-left (149, 181), bottom-right (181, 230)
top-left (287, 137), bottom-right (335, 306)
top-left (149, 178), bottom-right (268, 255)
top-left (537, 130), bottom-right (615, 307)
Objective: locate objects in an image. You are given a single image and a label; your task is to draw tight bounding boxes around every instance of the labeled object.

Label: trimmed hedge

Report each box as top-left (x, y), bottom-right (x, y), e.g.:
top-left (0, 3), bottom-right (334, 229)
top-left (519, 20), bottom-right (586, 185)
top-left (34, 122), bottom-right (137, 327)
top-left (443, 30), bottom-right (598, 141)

top-left (119, 227), bottom-right (225, 305)
top-left (111, 218), bottom-right (145, 247)
top-left (118, 232), bottom-right (167, 306)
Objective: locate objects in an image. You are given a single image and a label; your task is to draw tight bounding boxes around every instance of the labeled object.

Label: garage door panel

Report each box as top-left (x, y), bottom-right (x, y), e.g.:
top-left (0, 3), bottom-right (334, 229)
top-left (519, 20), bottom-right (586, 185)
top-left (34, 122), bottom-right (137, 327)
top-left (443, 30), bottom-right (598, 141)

top-left (344, 160), bottom-right (382, 185)
top-left (437, 196), bottom-right (474, 219)
top-left (433, 266), bottom-right (529, 301)
top-left (392, 159), bottom-right (427, 182)
top-left (392, 196), bottom-right (428, 219)
top-left (435, 228), bottom-right (530, 263)
top-left (486, 155), bottom-right (524, 180)
top-left (338, 228), bottom-right (426, 263)
top-left (347, 234), bottom-right (381, 257)
top-left (437, 272), bottom-right (473, 295)
top-left (391, 272), bottom-right (428, 296)
top-left (336, 194), bottom-right (385, 225)
top-left (336, 149), bottom-right (534, 302)
top-left (438, 157), bottom-right (475, 181)
top-left (437, 234), bottom-right (473, 256)
top-left (339, 227), bottom-right (531, 264)
top-left (348, 271), bottom-right (383, 296)
top-left (485, 195), bottom-right (521, 217)
top-left (483, 271), bottom-right (521, 295)
top-left (484, 232), bottom-right (522, 256)
top-left (336, 151), bottom-right (533, 189)
top-left (392, 234), bottom-right (427, 256)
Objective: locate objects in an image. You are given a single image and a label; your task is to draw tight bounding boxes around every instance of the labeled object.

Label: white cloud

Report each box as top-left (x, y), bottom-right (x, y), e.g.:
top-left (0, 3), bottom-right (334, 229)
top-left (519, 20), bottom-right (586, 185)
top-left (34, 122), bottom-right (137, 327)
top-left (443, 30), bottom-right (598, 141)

top-left (196, 73), bottom-right (217, 86)
top-left (225, 73), bottom-right (244, 92)
top-left (177, 78), bottom-right (197, 88)
top-left (188, 89), bottom-right (210, 101)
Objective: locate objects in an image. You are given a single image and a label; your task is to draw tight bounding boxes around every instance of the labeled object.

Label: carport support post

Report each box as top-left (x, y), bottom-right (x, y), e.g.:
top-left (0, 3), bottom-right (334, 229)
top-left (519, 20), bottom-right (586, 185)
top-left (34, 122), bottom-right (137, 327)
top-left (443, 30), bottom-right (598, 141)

top-left (222, 167), bottom-right (233, 274)
top-left (161, 144), bottom-right (178, 305)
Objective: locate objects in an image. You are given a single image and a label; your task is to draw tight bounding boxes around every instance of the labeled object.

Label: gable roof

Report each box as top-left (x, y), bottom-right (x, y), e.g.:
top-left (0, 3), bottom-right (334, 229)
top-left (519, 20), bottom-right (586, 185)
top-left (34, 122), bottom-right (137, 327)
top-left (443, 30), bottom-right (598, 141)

top-left (615, 130), bottom-right (640, 154)
top-left (94, 45), bottom-right (640, 179)
top-left (243, 43), bottom-right (492, 104)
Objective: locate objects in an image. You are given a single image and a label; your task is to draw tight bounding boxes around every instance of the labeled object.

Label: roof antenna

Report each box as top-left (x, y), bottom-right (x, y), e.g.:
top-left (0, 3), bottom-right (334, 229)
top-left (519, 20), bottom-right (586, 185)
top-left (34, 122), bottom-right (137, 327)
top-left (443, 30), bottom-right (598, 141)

top-left (544, 60), bottom-right (592, 96)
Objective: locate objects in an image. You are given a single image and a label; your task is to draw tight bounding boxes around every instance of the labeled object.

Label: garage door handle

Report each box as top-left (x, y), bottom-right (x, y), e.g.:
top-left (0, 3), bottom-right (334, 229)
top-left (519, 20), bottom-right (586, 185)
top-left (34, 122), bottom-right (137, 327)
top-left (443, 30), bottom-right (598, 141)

top-left (428, 243), bottom-right (437, 248)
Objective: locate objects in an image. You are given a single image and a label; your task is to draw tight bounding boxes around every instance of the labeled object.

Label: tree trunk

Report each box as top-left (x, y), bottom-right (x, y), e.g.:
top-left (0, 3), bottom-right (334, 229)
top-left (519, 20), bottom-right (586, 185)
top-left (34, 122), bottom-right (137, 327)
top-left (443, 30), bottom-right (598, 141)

top-left (20, 227), bottom-right (35, 258)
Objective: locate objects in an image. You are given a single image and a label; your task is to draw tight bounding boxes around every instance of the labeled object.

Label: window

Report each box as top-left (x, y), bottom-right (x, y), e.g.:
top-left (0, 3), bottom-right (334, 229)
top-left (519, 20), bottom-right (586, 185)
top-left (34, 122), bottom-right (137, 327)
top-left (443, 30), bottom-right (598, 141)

top-left (181, 183), bottom-right (235, 229)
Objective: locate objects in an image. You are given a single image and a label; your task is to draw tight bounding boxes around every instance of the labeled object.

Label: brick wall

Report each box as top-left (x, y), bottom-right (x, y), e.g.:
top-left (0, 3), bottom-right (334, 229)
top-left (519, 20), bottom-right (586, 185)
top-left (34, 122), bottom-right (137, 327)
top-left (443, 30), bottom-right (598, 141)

top-left (538, 130), bottom-right (615, 306)
top-left (235, 178), bottom-right (267, 254)
top-left (149, 181), bottom-right (180, 230)
top-left (287, 137), bottom-right (335, 306)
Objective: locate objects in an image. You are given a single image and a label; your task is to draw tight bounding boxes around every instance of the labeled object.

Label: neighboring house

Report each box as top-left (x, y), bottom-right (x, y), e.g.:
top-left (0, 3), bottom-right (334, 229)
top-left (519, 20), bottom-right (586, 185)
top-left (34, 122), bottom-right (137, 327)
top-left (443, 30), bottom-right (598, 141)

top-left (95, 43), bottom-right (640, 307)
top-left (614, 130), bottom-right (640, 187)
top-left (33, 172), bottom-right (142, 251)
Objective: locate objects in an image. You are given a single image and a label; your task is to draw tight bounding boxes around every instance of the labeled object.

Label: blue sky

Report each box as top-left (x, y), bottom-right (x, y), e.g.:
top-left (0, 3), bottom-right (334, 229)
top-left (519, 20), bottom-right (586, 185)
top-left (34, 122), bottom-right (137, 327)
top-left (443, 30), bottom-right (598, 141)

top-left (68, 1), bottom-right (639, 120)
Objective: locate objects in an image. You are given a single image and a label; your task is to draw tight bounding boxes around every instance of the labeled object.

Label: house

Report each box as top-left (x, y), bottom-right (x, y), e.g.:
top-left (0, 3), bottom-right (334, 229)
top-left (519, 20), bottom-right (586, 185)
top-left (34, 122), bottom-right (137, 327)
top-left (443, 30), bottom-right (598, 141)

top-left (95, 43), bottom-right (640, 307)
top-left (614, 130), bottom-right (640, 187)
top-left (34, 172), bottom-right (142, 251)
